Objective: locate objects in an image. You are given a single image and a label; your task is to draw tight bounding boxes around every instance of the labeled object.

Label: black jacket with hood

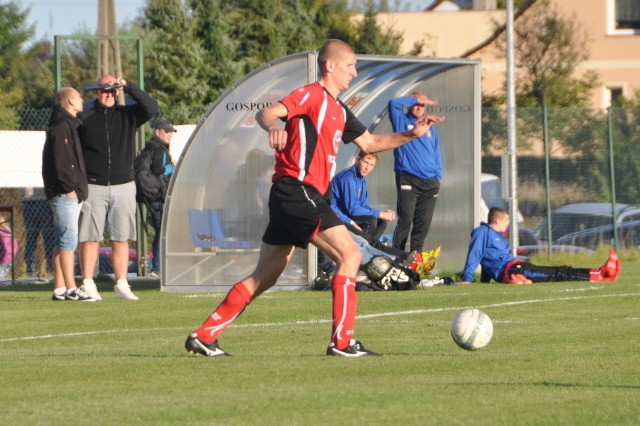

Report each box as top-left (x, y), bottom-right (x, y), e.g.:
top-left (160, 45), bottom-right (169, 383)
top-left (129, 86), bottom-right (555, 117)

top-left (78, 83), bottom-right (159, 185)
top-left (42, 106), bottom-right (89, 201)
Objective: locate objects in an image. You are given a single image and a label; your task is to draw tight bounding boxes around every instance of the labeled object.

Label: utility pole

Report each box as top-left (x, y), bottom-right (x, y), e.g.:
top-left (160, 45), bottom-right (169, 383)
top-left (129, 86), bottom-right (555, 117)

top-left (506, 0), bottom-right (519, 254)
top-left (97, 0), bottom-right (124, 103)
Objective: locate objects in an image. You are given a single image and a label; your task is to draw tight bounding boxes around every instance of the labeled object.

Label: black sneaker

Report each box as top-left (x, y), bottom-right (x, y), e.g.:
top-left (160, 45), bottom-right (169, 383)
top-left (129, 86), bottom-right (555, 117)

top-left (64, 288), bottom-right (96, 302)
top-left (185, 333), bottom-right (230, 357)
top-left (52, 293), bottom-right (66, 301)
top-left (326, 339), bottom-right (382, 357)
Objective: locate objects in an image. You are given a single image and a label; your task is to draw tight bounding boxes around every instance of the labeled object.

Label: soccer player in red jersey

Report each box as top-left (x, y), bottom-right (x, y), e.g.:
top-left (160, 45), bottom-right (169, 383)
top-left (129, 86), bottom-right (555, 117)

top-left (185, 39), bottom-right (432, 357)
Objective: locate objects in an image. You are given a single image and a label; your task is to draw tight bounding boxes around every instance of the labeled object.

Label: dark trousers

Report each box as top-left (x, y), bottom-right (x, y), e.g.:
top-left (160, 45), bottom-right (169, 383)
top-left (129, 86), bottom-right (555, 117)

top-left (22, 200), bottom-right (55, 274)
top-left (508, 262), bottom-right (591, 282)
top-left (392, 173), bottom-right (439, 252)
top-left (148, 201), bottom-right (164, 272)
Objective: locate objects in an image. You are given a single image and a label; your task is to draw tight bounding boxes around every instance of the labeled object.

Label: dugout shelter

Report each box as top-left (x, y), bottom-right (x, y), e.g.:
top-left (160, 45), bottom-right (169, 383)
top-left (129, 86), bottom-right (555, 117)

top-left (162, 52), bottom-right (481, 292)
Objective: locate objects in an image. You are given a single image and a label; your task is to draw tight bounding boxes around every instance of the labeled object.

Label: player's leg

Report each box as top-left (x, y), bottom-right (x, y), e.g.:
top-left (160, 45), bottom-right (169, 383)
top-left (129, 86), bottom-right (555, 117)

top-left (313, 226), bottom-right (379, 356)
top-left (509, 261), bottom-right (603, 283)
top-left (186, 243), bottom-right (294, 356)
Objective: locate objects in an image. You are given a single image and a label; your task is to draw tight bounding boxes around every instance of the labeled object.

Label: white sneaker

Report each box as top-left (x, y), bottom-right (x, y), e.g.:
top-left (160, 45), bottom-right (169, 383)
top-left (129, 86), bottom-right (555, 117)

top-left (114, 279), bottom-right (139, 300)
top-left (80, 279), bottom-right (102, 300)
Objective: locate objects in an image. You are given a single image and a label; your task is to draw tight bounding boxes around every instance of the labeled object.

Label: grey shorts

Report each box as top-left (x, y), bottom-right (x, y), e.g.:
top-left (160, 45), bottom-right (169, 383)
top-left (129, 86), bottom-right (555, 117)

top-left (78, 182), bottom-right (137, 242)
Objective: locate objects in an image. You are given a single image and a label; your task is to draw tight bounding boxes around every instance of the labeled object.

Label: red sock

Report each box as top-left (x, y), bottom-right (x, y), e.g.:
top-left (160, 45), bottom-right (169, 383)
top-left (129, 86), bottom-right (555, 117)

top-left (195, 282), bottom-right (253, 343)
top-left (330, 275), bottom-right (357, 349)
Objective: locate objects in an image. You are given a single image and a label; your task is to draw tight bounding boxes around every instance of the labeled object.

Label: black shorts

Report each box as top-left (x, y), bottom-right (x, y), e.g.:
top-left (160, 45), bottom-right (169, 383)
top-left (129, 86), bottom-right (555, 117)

top-left (262, 177), bottom-right (343, 248)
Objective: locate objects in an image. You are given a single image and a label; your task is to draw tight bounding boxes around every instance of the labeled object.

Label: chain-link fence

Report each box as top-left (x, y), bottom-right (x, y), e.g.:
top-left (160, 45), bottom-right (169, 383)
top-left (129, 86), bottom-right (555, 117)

top-left (2, 106), bottom-right (639, 281)
top-left (483, 106), bottom-right (640, 252)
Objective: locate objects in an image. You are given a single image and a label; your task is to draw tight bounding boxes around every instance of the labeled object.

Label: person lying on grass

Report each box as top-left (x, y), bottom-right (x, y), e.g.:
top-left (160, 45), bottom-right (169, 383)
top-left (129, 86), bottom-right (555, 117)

top-left (461, 207), bottom-right (620, 285)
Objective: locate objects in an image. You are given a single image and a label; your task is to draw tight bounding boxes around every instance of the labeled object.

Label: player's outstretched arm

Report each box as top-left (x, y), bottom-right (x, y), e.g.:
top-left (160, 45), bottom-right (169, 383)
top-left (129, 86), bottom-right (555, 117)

top-left (354, 117), bottom-right (431, 154)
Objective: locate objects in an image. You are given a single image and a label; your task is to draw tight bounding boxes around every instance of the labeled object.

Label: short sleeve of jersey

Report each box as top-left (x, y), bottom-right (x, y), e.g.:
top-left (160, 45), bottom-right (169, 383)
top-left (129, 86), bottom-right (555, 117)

top-left (280, 86), bottom-right (309, 118)
top-left (340, 102), bottom-right (367, 143)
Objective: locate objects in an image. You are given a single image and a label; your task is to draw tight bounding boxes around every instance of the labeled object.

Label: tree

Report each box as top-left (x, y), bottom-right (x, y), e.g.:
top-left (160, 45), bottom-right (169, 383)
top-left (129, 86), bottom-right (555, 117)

top-left (351, 0), bottom-right (402, 55)
top-left (608, 91), bottom-right (640, 203)
top-left (189, 0), bottom-right (241, 104)
top-left (21, 40), bottom-right (55, 110)
top-left (314, 0), bottom-right (354, 43)
top-left (0, 1), bottom-right (33, 127)
top-left (495, 0), bottom-right (598, 108)
top-left (134, 0), bottom-right (403, 118)
top-left (142, 0), bottom-right (209, 123)
top-left (226, 0), bottom-right (320, 75)
top-left (482, 0), bottom-right (601, 155)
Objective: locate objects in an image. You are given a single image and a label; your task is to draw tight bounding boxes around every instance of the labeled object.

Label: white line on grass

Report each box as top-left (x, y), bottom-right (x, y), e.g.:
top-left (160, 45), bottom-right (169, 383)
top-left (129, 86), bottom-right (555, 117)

top-left (1, 292), bottom-right (639, 343)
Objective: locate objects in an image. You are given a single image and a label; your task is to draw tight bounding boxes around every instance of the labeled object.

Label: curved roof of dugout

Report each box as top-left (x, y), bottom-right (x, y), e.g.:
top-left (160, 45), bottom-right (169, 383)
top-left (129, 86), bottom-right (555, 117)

top-left (162, 52), bottom-right (481, 292)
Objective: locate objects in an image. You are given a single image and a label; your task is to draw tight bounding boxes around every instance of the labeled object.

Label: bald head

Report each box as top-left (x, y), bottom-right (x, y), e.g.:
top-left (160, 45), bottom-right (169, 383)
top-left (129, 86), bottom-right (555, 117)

top-left (317, 39), bottom-right (357, 97)
top-left (98, 74), bottom-right (116, 86)
top-left (318, 39), bottom-right (355, 73)
top-left (57, 87), bottom-right (83, 117)
top-left (57, 87), bottom-right (76, 105)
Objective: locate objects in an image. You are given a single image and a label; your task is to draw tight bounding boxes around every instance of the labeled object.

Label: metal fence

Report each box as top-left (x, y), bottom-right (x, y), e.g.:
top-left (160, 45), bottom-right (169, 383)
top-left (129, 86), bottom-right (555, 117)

top-left (1, 105), bottom-right (639, 282)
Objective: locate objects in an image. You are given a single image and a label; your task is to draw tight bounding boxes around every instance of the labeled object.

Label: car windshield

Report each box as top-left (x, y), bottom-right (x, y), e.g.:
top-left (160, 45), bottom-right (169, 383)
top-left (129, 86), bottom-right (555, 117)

top-left (556, 220), bottom-right (640, 250)
top-left (536, 213), bottom-right (614, 242)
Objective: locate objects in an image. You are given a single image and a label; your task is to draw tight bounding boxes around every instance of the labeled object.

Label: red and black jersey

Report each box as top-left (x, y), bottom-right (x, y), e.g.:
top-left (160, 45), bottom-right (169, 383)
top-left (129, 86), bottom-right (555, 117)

top-left (275, 82), bottom-right (367, 194)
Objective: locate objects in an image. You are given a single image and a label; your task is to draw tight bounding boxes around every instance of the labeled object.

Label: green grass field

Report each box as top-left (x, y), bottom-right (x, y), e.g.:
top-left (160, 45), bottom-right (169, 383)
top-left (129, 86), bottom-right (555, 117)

top-left (1, 251), bottom-right (639, 425)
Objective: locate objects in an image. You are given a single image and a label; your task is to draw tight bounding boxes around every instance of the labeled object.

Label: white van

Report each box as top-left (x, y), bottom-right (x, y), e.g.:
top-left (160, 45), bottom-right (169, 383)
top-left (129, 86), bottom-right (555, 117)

top-left (480, 173), bottom-right (524, 224)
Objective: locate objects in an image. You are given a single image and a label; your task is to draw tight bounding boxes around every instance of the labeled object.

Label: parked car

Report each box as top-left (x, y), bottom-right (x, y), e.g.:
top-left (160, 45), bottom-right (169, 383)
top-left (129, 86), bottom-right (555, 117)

top-left (555, 219), bottom-right (640, 251)
top-left (516, 244), bottom-right (594, 257)
top-left (535, 202), bottom-right (640, 242)
top-left (74, 247), bottom-right (152, 276)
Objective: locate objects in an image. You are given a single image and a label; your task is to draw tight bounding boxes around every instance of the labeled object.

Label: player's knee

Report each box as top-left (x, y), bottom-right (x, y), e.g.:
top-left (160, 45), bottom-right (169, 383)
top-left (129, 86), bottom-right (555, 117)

top-left (338, 245), bottom-right (362, 270)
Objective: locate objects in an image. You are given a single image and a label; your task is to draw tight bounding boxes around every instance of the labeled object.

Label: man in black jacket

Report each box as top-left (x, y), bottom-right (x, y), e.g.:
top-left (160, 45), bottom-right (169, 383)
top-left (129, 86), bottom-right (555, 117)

top-left (42, 87), bottom-right (92, 301)
top-left (136, 118), bottom-right (176, 277)
top-left (78, 75), bottom-right (159, 300)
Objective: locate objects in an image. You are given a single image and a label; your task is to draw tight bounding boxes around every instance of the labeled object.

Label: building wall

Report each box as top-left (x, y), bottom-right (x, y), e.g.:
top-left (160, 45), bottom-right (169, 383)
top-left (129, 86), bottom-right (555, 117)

top-left (375, 0), bottom-right (640, 107)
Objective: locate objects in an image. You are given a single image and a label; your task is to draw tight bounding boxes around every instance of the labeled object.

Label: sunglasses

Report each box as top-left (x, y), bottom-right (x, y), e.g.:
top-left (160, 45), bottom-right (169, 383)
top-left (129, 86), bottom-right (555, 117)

top-left (99, 88), bottom-right (117, 95)
top-left (415, 103), bottom-right (426, 107)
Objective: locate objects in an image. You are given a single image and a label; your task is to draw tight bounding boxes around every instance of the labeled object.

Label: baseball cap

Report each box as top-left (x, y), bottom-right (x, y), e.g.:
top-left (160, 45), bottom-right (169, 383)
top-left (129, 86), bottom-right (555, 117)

top-left (154, 118), bottom-right (177, 132)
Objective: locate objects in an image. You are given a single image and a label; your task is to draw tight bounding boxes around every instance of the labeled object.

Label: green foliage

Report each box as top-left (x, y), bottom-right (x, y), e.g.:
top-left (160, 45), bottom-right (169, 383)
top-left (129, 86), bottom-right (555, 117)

top-left (189, 0), bottom-right (241, 104)
top-left (142, 0), bottom-right (209, 123)
top-left (70, 24), bottom-right (141, 87)
top-left (351, 0), bottom-right (402, 55)
top-left (0, 0), bottom-right (33, 122)
top-left (3, 0), bottom-right (404, 116)
top-left (608, 102), bottom-right (640, 204)
top-left (494, 0), bottom-right (598, 108)
top-left (317, 0), bottom-right (356, 43)
top-left (20, 41), bottom-right (55, 109)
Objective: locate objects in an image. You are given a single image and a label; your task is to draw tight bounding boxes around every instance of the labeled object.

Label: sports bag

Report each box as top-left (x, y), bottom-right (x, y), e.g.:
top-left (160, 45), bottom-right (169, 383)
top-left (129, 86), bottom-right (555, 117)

top-left (356, 255), bottom-right (420, 291)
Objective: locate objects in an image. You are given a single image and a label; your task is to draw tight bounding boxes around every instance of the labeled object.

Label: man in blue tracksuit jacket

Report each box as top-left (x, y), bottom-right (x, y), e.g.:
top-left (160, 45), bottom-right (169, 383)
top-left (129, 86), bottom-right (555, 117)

top-left (461, 207), bottom-right (620, 284)
top-left (330, 151), bottom-right (396, 245)
top-left (388, 92), bottom-right (445, 252)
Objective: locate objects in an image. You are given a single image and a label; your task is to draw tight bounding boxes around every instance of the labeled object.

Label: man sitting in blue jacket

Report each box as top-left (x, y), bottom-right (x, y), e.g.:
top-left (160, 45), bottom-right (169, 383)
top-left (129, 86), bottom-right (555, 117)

top-left (331, 151), bottom-right (396, 245)
top-left (461, 207), bottom-right (620, 284)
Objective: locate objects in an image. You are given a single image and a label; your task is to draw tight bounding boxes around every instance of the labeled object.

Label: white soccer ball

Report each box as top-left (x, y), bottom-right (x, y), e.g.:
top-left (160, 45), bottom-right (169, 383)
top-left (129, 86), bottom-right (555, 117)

top-left (451, 308), bottom-right (493, 351)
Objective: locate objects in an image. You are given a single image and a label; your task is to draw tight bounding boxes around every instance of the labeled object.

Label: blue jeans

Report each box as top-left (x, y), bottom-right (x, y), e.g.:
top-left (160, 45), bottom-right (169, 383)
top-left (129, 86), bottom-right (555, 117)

top-left (149, 201), bottom-right (164, 272)
top-left (49, 195), bottom-right (82, 251)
